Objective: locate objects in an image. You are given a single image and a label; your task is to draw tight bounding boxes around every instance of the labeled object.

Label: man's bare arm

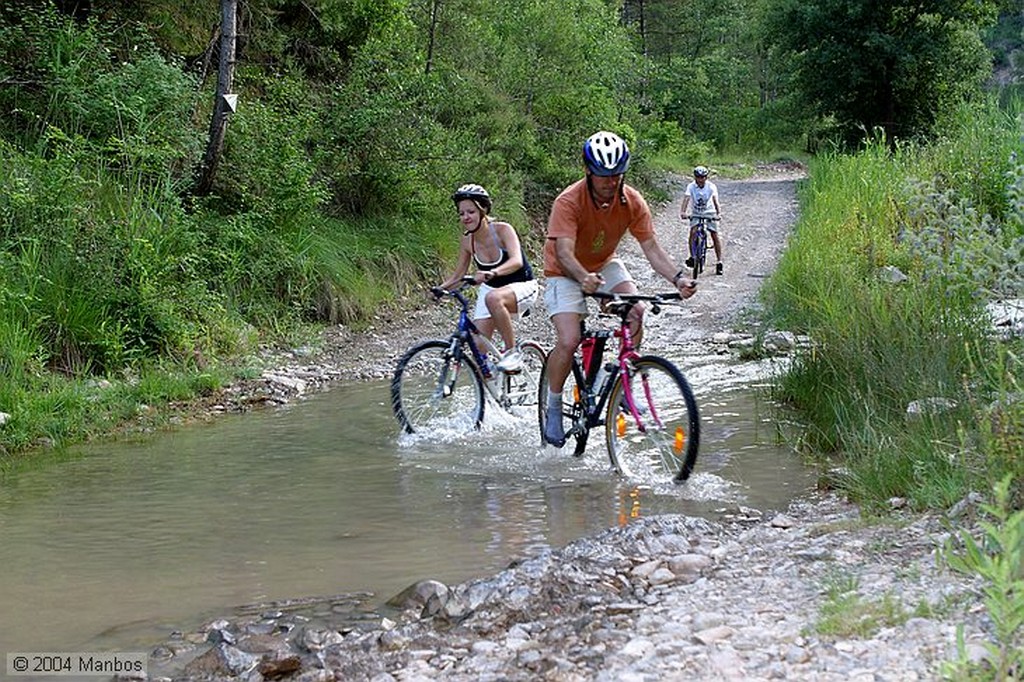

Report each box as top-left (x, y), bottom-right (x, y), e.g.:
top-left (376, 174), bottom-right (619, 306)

top-left (639, 236), bottom-right (697, 298)
top-left (555, 236), bottom-right (604, 294)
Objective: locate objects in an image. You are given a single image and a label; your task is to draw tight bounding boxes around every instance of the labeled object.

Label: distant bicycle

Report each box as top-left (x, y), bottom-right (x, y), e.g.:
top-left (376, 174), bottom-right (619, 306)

top-left (537, 291), bottom-right (700, 482)
top-left (686, 212), bottom-right (720, 279)
top-left (391, 276), bottom-right (547, 434)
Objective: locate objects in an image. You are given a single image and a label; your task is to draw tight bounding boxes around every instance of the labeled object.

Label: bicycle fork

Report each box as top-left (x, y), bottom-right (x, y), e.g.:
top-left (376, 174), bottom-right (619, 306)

top-left (434, 341), bottom-right (464, 400)
top-left (617, 366), bottom-right (688, 469)
top-left (614, 367), bottom-right (667, 435)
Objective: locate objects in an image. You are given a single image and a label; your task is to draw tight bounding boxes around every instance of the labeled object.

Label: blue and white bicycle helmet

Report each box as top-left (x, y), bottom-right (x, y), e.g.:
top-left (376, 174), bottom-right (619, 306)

top-left (583, 131), bottom-right (630, 176)
top-left (451, 183), bottom-right (492, 213)
top-left (693, 166), bottom-right (710, 178)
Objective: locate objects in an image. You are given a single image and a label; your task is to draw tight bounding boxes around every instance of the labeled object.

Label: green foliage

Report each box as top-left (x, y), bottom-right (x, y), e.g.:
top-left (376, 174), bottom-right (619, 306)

top-left (0, 136), bottom-right (245, 376)
top-left (0, 6), bottom-right (202, 183)
top-left (623, 0), bottom-right (811, 153)
top-left (942, 475), bottom-right (1024, 681)
top-left (764, 0), bottom-right (999, 145)
top-left (764, 103), bottom-right (1024, 507)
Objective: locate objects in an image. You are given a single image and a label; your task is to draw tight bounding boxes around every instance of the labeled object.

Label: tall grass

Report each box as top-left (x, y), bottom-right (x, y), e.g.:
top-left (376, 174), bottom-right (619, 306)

top-left (764, 99), bottom-right (1024, 509)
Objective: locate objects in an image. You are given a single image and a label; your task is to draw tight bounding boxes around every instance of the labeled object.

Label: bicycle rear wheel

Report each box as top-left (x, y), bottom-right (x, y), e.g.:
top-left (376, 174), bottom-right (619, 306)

top-left (538, 356), bottom-right (589, 456)
top-left (391, 340), bottom-right (485, 434)
top-left (502, 341), bottom-right (547, 413)
top-left (605, 356), bottom-right (700, 482)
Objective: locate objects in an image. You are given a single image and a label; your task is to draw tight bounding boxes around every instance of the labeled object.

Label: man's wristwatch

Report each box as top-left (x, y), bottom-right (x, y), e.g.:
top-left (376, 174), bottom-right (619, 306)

top-left (672, 270), bottom-right (685, 285)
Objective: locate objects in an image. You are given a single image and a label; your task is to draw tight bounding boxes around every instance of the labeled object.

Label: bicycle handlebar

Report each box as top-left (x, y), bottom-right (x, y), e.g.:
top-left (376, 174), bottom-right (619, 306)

top-left (586, 291), bottom-right (682, 303)
top-left (585, 291), bottom-right (683, 318)
top-left (430, 275), bottom-right (477, 295)
top-left (429, 276), bottom-right (478, 307)
top-left (684, 214), bottom-right (720, 221)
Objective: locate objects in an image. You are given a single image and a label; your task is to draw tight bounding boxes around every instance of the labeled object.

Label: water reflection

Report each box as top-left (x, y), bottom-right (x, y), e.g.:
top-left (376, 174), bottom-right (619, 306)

top-left (0, 378), bottom-right (815, 657)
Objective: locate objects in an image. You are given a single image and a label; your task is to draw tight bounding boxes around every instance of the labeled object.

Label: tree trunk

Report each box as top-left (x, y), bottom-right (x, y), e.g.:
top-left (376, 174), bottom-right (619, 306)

top-left (425, 0), bottom-right (439, 75)
top-left (194, 0), bottom-right (238, 196)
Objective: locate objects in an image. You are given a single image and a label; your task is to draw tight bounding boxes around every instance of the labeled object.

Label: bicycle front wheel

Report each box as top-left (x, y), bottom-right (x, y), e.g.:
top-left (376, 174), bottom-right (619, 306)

top-left (692, 231), bottom-right (706, 279)
top-left (502, 341), bottom-right (547, 412)
top-left (605, 356), bottom-right (700, 482)
top-left (391, 340), bottom-right (485, 434)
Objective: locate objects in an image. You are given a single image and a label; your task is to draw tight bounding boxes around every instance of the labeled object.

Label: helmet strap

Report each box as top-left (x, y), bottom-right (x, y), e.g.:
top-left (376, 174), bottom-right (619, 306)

top-left (463, 215), bottom-right (485, 236)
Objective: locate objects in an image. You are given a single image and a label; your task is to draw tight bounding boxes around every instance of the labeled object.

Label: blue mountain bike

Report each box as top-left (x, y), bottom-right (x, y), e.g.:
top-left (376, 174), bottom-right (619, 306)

top-left (391, 277), bottom-right (546, 434)
top-left (687, 212), bottom-right (720, 279)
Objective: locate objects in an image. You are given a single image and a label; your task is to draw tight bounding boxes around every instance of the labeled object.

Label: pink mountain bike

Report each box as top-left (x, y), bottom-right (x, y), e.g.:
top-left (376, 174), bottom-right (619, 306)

top-left (537, 291), bottom-right (700, 483)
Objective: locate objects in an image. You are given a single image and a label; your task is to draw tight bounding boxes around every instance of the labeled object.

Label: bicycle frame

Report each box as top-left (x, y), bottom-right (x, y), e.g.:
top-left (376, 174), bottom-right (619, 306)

top-left (442, 284), bottom-right (505, 401)
top-left (438, 278), bottom-right (540, 407)
top-left (572, 294), bottom-right (674, 435)
top-left (688, 212), bottom-right (717, 277)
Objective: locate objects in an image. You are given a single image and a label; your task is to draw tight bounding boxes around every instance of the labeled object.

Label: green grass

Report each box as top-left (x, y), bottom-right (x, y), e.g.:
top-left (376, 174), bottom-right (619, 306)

top-left (811, 572), bottom-right (911, 639)
top-left (762, 96), bottom-right (1024, 509)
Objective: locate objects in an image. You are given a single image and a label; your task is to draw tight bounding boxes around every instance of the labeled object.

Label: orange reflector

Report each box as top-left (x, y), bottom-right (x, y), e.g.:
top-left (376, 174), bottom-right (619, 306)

top-left (674, 427), bottom-right (685, 454)
top-left (616, 413), bottom-right (626, 437)
top-left (572, 386), bottom-right (580, 402)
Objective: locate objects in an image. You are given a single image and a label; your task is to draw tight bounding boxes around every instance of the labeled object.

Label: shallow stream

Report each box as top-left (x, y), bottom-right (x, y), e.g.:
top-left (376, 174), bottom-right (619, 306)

top-left (0, 355), bottom-right (816, 658)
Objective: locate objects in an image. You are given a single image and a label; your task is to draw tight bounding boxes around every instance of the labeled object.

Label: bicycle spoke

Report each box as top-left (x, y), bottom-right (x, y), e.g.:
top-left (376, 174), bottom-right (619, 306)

top-left (605, 357), bottom-right (700, 481)
top-left (502, 341), bottom-right (547, 412)
top-left (392, 340), bottom-right (485, 434)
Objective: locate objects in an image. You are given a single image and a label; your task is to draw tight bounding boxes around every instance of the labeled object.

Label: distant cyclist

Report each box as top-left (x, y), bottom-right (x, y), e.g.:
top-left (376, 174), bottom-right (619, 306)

top-left (434, 184), bottom-right (538, 373)
top-left (680, 165), bottom-right (724, 275)
top-left (541, 131), bottom-right (697, 446)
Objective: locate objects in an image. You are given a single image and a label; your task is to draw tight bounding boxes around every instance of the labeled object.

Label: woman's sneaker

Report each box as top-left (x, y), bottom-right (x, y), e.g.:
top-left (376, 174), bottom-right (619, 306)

top-left (496, 349), bottom-right (523, 373)
top-left (715, 262), bottom-right (723, 275)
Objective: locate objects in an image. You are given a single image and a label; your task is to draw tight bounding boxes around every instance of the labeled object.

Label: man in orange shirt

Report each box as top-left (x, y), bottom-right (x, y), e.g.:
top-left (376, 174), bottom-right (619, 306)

top-left (542, 131), bottom-right (697, 446)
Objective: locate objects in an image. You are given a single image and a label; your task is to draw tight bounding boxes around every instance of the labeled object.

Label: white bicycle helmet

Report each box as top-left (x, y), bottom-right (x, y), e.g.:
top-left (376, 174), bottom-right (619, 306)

top-left (583, 131), bottom-right (630, 176)
top-left (451, 183), bottom-right (492, 212)
top-left (693, 166), bottom-right (710, 178)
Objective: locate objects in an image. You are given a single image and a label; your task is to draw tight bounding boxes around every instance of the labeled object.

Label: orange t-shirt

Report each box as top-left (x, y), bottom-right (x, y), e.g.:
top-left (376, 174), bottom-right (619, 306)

top-left (543, 178), bottom-right (654, 277)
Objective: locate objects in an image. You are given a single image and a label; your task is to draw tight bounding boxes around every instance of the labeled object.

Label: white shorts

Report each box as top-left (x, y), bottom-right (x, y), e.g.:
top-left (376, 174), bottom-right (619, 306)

top-left (543, 258), bottom-right (634, 317)
top-left (689, 217), bottom-right (719, 233)
top-left (474, 279), bottom-right (539, 320)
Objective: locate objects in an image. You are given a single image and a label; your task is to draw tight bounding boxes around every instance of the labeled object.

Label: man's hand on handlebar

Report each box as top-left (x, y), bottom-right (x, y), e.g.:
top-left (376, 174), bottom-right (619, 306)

top-left (580, 272), bottom-right (604, 294)
top-left (676, 277), bottom-right (697, 299)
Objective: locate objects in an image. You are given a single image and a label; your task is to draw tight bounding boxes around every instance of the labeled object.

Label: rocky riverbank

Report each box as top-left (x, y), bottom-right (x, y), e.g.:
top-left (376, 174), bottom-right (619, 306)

top-left (149, 492), bottom-right (990, 681)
